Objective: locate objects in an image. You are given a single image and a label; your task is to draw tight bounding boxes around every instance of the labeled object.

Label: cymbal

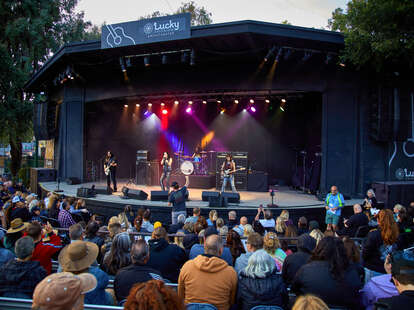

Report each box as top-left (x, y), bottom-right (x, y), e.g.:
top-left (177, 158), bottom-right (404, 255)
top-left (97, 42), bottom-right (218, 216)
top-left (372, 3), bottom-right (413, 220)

top-left (200, 151), bottom-right (208, 154)
top-left (181, 155), bottom-right (192, 159)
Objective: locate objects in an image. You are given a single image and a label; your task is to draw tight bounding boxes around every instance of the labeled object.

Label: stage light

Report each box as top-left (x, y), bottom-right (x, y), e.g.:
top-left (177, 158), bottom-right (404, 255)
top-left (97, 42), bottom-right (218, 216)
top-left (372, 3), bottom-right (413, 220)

top-left (144, 56), bottom-right (150, 67)
top-left (250, 99), bottom-right (254, 104)
top-left (119, 57), bottom-right (126, 72)
top-left (188, 101), bottom-right (193, 105)
top-left (264, 46), bottom-right (277, 62)
top-left (220, 109), bottom-right (225, 114)
top-left (161, 102), bottom-right (165, 106)
top-left (250, 106), bottom-right (256, 113)
top-left (339, 62), bottom-right (346, 67)
top-left (136, 104), bottom-right (140, 107)
top-left (280, 101), bottom-right (286, 112)
top-left (124, 104), bottom-right (128, 108)
top-left (217, 100), bottom-right (221, 104)
top-left (174, 100), bottom-right (179, 105)
top-left (281, 98), bottom-right (286, 103)
top-left (148, 103), bottom-right (153, 107)
top-left (162, 109), bottom-right (168, 115)
top-left (234, 100), bottom-right (239, 104)
top-left (243, 108), bottom-right (247, 112)
top-left (144, 110), bottom-right (151, 116)
top-left (185, 107), bottom-right (192, 114)
top-left (202, 100), bottom-right (207, 104)
top-left (275, 48), bottom-right (282, 63)
top-left (265, 99), bottom-right (270, 103)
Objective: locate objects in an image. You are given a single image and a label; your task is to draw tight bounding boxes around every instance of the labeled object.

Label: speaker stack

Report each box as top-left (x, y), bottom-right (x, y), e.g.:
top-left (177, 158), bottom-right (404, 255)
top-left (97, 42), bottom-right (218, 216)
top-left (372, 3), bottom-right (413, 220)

top-left (215, 152), bottom-right (248, 191)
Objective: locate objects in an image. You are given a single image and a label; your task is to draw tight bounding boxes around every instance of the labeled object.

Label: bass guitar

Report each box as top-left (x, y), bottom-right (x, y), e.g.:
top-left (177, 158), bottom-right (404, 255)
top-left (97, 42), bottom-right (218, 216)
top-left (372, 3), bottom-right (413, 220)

top-left (104, 161), bottom-right (116, 176)
top-left (222, 167), bottom-right (246, 178)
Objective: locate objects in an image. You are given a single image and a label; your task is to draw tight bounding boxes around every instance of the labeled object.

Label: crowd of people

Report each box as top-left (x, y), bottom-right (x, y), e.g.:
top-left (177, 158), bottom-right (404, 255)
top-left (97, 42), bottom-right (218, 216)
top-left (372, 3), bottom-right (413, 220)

top-left (0, 179), bottom-right (414, 309)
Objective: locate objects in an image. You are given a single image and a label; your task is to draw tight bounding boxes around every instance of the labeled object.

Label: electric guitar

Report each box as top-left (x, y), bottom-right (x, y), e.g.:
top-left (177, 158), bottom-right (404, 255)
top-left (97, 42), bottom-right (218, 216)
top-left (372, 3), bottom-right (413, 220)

top-left (104, 161), bottom-right (116, 176)
top-left (221, 167), bottom-right (246, 178)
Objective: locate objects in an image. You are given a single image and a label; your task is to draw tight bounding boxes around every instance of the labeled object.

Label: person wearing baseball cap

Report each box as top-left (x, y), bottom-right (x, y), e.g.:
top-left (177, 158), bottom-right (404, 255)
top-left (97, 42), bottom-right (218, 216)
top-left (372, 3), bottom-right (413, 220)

top-left (32, 272), bottom-right (97, 310)
top-left (58, 241), bottom-right (114, 305)
top-left (9, 195), bottom-right (30, 222)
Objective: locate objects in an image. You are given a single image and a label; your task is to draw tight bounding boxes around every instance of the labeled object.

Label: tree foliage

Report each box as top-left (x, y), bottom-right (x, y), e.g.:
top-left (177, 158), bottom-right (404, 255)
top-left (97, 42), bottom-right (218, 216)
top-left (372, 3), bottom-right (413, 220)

top-left (329, 0), bottom-right (414, 73)
top-left (139, 1), bottom-right (213, 26)
top-left (0, 0), bottom-right (95, 178)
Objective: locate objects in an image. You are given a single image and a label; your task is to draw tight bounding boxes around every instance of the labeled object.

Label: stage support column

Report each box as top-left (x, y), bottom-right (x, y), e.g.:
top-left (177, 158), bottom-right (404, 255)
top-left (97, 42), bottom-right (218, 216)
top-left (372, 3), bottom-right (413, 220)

top-left (57, 84), bottom-right (85, 181)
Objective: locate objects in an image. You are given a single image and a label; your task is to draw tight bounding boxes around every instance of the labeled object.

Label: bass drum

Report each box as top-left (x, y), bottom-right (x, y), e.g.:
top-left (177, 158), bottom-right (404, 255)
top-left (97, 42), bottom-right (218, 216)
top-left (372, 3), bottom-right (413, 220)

top-left (180, 160), bottom-right (194, 175)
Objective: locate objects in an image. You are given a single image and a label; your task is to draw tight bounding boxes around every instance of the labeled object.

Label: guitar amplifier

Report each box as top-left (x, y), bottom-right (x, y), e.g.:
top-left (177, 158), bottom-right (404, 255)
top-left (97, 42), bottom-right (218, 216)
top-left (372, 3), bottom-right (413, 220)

top-left (135, 161), bottom-right (148, 185)
top-left (136, 150), bottom-right (148, 162)
top-left (216, 174), bottom-right (247, 191)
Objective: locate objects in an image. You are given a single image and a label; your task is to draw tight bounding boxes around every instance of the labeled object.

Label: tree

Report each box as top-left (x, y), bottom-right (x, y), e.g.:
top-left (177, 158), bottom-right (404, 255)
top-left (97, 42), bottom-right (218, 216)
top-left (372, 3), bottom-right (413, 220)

top-left (0, 0), bottom-right (95, 180)
top-left (139, 1), bottom-right (213, 26)
top-left (328, 0), bottom-right (414, 73)
top-left (281, 20), bottom-right (292, 25)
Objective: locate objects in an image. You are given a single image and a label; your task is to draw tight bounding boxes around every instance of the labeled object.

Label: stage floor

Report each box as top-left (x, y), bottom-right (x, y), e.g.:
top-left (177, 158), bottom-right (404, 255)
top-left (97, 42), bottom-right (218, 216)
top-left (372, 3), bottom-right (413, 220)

top-left (39, 180), bottom-right (360, 209)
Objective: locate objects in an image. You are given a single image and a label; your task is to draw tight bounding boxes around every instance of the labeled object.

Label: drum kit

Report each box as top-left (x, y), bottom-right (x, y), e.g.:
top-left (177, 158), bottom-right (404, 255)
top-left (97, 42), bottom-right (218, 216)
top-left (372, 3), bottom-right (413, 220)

top-left (175, 151), bottom-right (211, 176)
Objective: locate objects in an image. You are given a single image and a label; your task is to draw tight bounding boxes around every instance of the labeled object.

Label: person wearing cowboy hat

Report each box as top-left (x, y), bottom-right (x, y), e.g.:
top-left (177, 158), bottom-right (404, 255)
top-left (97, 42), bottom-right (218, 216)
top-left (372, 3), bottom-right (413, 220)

top-left (2, 218), bottom-right (29, 254)
top-left (32, 272), bottom-right (97, 310)
top-left (59, 241), bottom-right (114, 305)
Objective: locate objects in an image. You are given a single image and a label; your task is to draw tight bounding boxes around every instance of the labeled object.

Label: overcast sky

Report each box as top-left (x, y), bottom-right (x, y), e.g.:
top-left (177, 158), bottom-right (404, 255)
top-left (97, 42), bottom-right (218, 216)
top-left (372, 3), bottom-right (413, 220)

top-left (76, 0), bottom-right (348, 29)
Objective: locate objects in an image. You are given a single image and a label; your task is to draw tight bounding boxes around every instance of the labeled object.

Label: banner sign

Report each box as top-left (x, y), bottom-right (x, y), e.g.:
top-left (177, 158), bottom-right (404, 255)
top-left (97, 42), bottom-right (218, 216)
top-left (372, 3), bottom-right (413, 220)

top-left (101, 13), bottom-right (191, 49)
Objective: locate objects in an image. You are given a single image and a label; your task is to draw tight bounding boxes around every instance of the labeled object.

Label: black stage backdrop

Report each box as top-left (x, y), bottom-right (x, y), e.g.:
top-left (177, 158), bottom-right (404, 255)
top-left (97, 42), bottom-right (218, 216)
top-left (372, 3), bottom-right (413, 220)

top-left (85, 92), bottom-right (321, 184)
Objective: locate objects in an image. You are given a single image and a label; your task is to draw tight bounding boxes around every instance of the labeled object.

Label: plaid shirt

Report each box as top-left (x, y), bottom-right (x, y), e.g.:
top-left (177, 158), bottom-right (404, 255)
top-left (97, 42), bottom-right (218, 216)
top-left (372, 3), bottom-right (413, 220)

top-left (58, 209), bottom-right (76, 228)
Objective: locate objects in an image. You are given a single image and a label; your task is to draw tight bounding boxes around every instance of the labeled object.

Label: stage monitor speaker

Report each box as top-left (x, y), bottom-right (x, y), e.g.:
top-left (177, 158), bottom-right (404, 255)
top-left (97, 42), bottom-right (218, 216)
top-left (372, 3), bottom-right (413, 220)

top-left (77, 187), bottom-right (95, 198)
top-left (92, 185), bottom-right (112, 195)
top-left (151, 191), bottom-right (169, 201)
top-left (222, 192), bottom-right (240, 203)
top-left (202, 191), bottom-right (220, 202)
top-left (122, 187), bottom-right (148, 200)
top-left (66, 177), bottom-right (81, 185)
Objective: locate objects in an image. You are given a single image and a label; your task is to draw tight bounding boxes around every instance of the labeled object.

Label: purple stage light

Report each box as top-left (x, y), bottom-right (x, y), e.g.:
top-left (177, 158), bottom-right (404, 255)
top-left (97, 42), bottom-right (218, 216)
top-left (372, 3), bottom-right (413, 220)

top-left (144, 110), bottom-right (151, 116)
top-left (186, 107), bottom-right (192, 114)
top-left (250, 106), bottom-right (256, 112)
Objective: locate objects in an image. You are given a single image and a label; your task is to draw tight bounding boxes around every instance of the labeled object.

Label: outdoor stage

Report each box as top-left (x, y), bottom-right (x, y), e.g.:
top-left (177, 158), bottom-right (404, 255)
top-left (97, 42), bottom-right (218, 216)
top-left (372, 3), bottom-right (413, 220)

top-left (39, 180), bottom-right (360, 225)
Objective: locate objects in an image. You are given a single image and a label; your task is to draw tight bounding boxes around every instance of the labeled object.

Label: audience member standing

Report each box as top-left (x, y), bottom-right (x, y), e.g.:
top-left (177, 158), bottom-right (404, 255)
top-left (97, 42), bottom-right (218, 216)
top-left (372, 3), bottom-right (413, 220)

top-left (237, 249), bottom-right (288, 310)
top-left (168, 177), bottom-right (189, 224)
top-left (178, 234), bottom-right (238, 310)
top-left (147, 227), bottom-right (187, 283)
top-left (324, 185), bottom-right (344, 231)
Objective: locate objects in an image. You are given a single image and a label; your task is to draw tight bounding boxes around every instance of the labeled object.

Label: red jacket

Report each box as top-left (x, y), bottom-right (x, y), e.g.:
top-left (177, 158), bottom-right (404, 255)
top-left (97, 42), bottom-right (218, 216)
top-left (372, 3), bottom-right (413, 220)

top-left (30, 233), bottom-right (62, 274)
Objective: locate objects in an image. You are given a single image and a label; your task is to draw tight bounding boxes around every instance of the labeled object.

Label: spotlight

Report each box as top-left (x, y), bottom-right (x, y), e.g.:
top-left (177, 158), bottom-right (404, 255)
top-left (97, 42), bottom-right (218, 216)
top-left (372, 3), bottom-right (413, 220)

top-left (185, 107), bottom-right (192, 114)
top-left (264, 46), bottom-right (277, 62)
top-left (124, 104), bottom-right (128, 108)
top-left (265, 99), bottom-right (270, 103)
top-left (217, 100), bottom-right (221, 104)
top-left (144, 56), bottom-right (150, 67)
top-left (234, 100), bottom-right (239, 104)
top-left (136, 104), bottom-right (140, 107)
top-left (119, 57), bottom-right (126, 72)
top-left (339, 62), bottom-right (346, 67)
top-left (190, 49), bottom-right (196, 66)
top-left (281, 98), bottom-right (286, 103)
top-left (220, 109), bottom-right (225, 114)
top-left (162, 109), bottom-right (168, 115)
top-left (280, 101), bottom-right (286, 112)
top-left (275, 48), bottom-right (282, 63)
top-left (188, 101), bottom-right (193, 105)
top-left (161, 102), bottom-right (165, 106)
top-left (249, 99), bottom-right (254, 104)
top-left (202, 100), bottom-right (207, 104)
top-left (250, 106), bottom-right (256, 113)
top-left (243, 108), bottom-right (247, 112)
top-left (174, 100), bottom-right (179, 105)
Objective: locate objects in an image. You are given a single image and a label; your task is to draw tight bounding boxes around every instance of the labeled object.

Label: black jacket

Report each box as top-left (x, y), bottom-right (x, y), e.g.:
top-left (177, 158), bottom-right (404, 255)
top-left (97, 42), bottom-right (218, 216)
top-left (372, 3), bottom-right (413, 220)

top-left (338, 212), bottom-right (369, 237)
top-left (282, 251), bottom-right (311, 285)
top-left (0, 259), bottom-right (47, 298)
top-left (114, 263), bottom-right (163, 302)
top-left (377, 290), bottom-right (414, 310)
top-left (168, 222), bottom-right (184, 234)
top-left (146, 238), bottom-right (187, 282)
top-left (292, 260), bottom-right (362, 309)
top-left (237, 270), bottom-right (288, 310)
top-left (362, 229), bottom-right (397, 273)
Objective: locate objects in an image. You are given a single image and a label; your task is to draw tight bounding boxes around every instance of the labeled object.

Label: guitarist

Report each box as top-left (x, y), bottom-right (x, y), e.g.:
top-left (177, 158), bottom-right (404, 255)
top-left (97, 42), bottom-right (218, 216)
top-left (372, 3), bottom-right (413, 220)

top-left (104, 151), bottom-right (117, 192)
top-left (220, 153), bottom-right (237, 193)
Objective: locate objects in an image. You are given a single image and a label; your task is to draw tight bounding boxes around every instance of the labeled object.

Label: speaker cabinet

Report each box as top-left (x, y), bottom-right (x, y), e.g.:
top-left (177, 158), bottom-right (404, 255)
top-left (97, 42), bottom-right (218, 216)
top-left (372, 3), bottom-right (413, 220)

top-left (66, 177), bottom-right (81, 185)
top-left (202, 191), bottom-right (220, 202)
top-left (30, 168), bottom-right (57, 196)
top-left (124, 188), bottom-right (148, 200)
top-left (151, 191), bottom-right (169, 201)
top-left (221, 192), bottom-right (240, 203)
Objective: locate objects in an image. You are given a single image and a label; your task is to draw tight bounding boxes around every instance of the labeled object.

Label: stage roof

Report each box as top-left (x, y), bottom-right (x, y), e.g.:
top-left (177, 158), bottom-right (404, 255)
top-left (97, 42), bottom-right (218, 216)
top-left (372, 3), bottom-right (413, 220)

top-left (25, 20), bottom-right (344, 92)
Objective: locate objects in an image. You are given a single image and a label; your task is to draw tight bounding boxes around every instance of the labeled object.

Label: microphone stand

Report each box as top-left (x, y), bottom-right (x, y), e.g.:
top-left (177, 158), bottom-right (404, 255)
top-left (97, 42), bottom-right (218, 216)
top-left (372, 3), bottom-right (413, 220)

top-left (54, 177), bottom-right (64, 193)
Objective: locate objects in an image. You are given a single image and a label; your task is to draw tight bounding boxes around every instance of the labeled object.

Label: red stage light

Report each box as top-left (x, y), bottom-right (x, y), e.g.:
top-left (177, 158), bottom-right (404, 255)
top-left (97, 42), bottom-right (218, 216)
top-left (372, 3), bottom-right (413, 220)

top-left (162, 109), bottom-right (168, 115)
